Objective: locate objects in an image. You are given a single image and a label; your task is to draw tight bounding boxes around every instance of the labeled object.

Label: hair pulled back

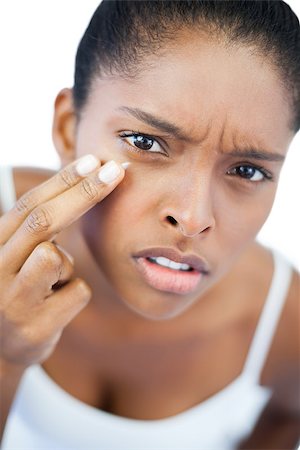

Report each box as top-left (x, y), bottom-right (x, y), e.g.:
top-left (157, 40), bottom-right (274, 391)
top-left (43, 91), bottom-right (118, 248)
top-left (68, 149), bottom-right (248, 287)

top-left (74, 0), bottom-right (300, 132)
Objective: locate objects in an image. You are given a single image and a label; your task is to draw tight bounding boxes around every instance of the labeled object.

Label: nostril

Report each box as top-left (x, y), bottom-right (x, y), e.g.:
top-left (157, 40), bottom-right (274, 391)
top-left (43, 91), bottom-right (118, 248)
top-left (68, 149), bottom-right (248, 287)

top-left (166, 216), bottom-right (178, 226)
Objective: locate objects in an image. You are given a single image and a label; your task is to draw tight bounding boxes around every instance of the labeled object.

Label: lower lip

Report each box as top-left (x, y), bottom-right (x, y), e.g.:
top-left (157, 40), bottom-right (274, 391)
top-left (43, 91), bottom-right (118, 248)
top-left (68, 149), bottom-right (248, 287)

top-left (134, 257), bottom-right (203, 295)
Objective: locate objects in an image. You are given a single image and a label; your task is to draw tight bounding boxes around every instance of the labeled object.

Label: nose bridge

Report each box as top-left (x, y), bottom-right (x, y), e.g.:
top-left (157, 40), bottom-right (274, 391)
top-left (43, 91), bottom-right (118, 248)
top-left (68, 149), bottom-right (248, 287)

top-left (163, 163), bottom-right (216, 237)
top-left (182, 167), bottom-right (213, 216)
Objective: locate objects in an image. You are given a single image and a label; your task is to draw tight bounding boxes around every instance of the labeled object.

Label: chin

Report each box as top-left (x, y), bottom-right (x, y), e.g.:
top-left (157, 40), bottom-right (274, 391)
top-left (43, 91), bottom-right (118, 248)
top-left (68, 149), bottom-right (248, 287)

top-left (115, 285), bottom-right (198, 321)
top-left (122, 302), bottom-right (190, 321)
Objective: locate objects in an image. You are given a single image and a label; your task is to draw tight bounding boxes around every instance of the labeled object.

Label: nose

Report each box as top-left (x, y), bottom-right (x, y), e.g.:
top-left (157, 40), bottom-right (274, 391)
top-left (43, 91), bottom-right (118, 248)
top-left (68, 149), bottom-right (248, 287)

top-left (161, 181), bottom-right (216, 238)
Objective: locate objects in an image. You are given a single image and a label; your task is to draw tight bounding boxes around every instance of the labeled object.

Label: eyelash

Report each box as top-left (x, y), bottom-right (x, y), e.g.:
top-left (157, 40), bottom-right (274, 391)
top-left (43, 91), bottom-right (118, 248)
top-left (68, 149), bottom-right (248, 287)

top-left (120, 131), bottom-right (168, 156)
top-left (226, 165), bottom-right (273, 182)
top-left (119, 131), bottom-right (274, 182)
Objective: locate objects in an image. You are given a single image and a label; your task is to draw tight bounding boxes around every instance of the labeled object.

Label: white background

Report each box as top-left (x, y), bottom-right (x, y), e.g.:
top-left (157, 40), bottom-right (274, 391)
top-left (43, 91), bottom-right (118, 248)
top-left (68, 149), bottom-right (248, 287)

top-left (0, 1), bottom-right (299, 268)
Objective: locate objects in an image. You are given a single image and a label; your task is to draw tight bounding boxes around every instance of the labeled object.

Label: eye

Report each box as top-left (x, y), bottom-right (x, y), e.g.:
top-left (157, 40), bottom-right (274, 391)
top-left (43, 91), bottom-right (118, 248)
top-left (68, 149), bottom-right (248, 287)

top-left (227, 164), bottom-right (273, 182)
top-left (120, 132), bottom-right (167, 156)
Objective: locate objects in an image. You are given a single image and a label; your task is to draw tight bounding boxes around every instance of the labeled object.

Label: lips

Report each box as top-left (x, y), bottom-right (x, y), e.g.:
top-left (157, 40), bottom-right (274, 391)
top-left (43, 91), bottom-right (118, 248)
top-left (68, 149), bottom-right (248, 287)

top-left (134, 247), bottom-right (210, 273)
top-left (133, 247), bottom-right (210, 295)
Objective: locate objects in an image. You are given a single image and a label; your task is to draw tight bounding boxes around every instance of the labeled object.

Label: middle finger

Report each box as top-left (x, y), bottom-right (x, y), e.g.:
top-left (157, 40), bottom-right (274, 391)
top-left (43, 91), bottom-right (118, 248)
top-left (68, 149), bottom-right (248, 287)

top-left (2, 160), bottom-right (125, 273)
top-left (0, 154), bottom-right (100, 245)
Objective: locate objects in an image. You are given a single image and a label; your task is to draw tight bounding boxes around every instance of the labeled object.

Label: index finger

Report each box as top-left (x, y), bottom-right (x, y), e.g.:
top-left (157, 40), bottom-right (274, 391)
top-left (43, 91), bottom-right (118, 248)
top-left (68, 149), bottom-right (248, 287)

top-left (0, 154), bottom-right (100, 244)
top-left (1, 160), bottom-right (126, 273)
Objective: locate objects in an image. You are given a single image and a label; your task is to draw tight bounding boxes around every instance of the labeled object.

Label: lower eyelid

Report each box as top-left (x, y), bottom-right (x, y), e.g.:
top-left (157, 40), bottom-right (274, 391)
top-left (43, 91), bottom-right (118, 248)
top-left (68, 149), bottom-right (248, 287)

top-left (118, 137), bottom-right (157, 159)
top-left (253, 168), bottom-right (273, 180)
top-left (226, 166), bottom-right (273, 182)
top-left (119, 133), bottom-right (168, 156)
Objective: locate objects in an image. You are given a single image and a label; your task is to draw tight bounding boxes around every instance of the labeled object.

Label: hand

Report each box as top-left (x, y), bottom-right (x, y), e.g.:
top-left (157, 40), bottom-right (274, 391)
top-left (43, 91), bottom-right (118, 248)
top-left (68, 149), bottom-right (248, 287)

top-left (0, 156), bottom-right (125, 368)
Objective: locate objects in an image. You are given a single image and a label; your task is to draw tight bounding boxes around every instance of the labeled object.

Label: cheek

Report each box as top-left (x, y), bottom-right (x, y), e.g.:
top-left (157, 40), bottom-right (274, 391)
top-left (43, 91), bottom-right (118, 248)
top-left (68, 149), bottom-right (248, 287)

top-left (80, 158), bottom-right (277, 268)
top-left (80, 172), bottom-right (156, 249)
top-left (75, 121), bottom-right (126, 165)
top-left (218, 187), bottom-right (277, 248)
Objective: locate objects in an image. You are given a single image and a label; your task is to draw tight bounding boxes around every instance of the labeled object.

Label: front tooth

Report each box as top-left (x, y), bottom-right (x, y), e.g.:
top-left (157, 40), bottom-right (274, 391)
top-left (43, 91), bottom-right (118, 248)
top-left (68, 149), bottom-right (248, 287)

top-left (155, 257), bottom-right (171, 268)
top-left (169, 261), bottom-right (182, 270)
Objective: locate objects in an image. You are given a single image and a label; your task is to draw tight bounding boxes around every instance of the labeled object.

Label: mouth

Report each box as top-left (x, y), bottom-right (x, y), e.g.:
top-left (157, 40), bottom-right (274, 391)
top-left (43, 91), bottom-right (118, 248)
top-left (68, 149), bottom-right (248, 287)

top-left (133, 247), bottom-right (210, 295)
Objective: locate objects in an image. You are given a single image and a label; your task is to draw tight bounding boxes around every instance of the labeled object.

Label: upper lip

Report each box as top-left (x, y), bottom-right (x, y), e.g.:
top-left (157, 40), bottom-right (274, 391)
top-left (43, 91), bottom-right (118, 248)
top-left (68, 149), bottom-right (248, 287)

top-left (133, 247), bottom-right (210, 274)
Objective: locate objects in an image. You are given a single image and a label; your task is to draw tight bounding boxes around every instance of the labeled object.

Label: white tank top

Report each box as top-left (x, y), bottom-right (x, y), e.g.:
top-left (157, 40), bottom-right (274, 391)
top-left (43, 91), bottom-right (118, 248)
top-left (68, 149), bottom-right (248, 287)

top-left (0, 166), bottom-right (294, 450)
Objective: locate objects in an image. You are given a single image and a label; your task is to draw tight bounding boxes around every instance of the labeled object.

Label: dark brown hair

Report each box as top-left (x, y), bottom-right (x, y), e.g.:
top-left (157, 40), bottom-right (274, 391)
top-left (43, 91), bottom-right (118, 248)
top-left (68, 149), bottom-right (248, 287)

top-left (73, 0), bottom-right (300, 132)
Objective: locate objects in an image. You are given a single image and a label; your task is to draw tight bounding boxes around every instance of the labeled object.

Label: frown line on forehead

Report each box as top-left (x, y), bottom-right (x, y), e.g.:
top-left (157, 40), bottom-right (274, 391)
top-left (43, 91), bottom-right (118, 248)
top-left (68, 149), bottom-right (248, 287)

top-left (224, 149), bottom-right (285, 162)
top-left (118, 106), bottom-right (198, 142)
top-left (117, 106), bottom-right (285, 162)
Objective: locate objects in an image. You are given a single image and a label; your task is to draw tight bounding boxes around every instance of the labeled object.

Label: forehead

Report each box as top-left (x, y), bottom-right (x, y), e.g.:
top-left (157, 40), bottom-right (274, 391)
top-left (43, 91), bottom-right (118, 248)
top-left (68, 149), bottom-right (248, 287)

top-left (89, 37), bottom-right (294, 152)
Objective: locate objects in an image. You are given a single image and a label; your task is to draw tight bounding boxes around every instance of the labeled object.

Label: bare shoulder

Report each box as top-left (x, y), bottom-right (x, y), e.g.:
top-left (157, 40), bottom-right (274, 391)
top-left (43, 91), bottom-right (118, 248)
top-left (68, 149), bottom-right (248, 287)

top-left (0, 166), bottom-right (56, 216)
top-left (238, 242), bottom-right (299, 415)
top-left (258, 244), bottom-right (300, 416)
top-left (12, 166), bottom-right (56, 200)
top-left (271, 268), bottom-right (299, 415)
top-left (238, 248), bottom-right (299, 448)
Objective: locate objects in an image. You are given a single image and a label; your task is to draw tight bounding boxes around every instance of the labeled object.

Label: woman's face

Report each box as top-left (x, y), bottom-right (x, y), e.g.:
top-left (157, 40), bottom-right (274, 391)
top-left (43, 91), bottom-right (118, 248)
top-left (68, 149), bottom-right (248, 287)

top-left (59, 36), bottom-right (294, 319)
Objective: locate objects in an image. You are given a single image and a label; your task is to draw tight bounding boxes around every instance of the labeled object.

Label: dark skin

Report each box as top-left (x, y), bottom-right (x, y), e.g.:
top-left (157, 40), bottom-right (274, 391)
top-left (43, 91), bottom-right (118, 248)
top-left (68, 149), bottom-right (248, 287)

top-left (1, 33), bottom-right (299, 448)
top-left (10, 166), bottom-right (300, 448)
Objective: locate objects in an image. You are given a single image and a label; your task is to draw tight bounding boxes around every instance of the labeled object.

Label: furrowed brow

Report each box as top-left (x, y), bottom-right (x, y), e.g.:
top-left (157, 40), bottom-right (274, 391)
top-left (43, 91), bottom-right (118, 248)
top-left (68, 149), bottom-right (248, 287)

top-left (118, 106), bottom-right (191, 141)
top-left (118, 106), bottom-right (286, 162)
top-left (226, 149), bottom-right (285, 162)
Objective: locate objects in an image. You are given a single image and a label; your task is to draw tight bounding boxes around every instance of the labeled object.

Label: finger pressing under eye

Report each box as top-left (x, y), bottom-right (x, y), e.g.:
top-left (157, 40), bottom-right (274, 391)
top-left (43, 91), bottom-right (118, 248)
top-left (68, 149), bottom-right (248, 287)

top-left (2, 160), bottom-right (125, 274)
top-left (0, 155), bottom-right (100, 245)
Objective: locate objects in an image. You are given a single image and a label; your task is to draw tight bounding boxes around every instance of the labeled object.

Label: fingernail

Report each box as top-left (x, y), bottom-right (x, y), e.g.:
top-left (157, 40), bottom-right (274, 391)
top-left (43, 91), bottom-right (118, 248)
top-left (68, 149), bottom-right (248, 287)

top-left (75, 154), bottom-right (99, 176)
top-left (98, 161), bottom-right (121, 184)
top-left (121, 162), bottom-right (130, 170)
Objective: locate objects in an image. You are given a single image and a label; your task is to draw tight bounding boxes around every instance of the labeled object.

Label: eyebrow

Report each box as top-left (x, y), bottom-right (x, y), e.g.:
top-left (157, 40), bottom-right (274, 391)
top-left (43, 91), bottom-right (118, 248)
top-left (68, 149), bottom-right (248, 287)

top-left (225, 149), bottom-right (285, 162)
top-left (118, 106), bottom-right (191, 141)
top-left (118, 106), bottom-right (285, 163)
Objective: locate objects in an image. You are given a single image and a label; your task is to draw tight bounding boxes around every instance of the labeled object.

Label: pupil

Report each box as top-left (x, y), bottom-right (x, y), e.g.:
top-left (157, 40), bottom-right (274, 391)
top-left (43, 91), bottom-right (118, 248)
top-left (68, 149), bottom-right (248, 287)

top-left (134, 135), bottom-right (153, 150)
top-left (238, 166), bottom-right (255, 178)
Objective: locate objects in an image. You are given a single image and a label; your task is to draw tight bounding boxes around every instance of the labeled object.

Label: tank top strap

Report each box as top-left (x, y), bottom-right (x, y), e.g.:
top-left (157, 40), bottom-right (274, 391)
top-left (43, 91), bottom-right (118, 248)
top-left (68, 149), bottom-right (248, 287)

top-left (0, 165), bottom-right (16, 213)
top-left (242, 248), bottom-right (293, 384)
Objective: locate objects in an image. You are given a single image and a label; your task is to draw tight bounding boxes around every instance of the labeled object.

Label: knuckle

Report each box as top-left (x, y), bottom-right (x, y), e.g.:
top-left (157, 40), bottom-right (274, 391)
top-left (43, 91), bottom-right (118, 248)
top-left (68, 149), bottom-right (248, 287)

top-left (74, 278), bottom-right (92, 301)
top-left (36, 242), bottom-right (63, 270)
top-left (80, 178), bottom-right (99, 201)
top-left (56, 167), bottom-right (78, 189)
top-left (15, 192), bottom-right (35, 216)
top-left (56, 245), bottom-right (74, 266)
top-left (25, 206), bottom-right (53, 235)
